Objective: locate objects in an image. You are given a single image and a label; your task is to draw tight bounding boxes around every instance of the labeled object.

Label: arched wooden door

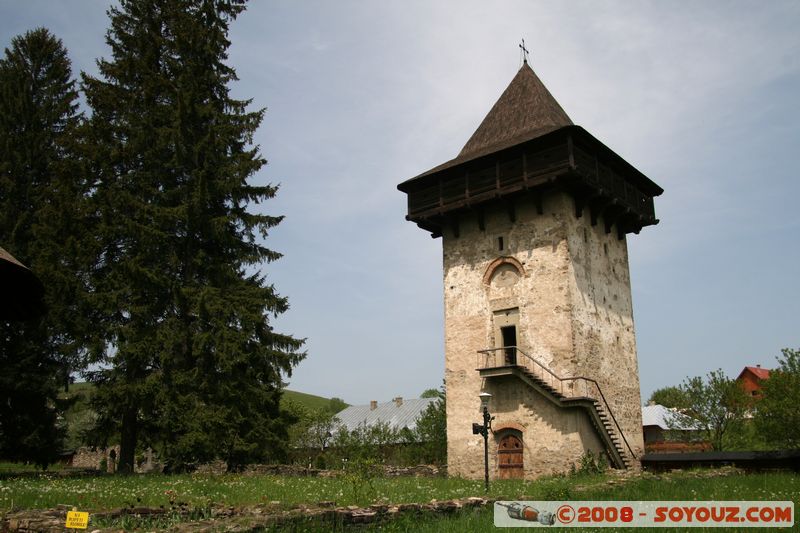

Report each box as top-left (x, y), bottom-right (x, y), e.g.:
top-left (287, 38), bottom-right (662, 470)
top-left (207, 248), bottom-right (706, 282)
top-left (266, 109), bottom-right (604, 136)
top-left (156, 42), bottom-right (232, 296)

top-left (498, 433), bottom-right (524, 479)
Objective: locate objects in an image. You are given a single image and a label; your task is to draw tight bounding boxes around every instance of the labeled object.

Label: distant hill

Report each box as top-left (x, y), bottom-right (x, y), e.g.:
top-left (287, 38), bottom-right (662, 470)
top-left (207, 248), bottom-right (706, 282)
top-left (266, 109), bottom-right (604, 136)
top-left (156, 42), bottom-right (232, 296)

top-left (58, 382), bottom-right (96, 451)
top-left (282, 389), bottom-right (348, 413)
top-left (59, 383), bottom-right (346, 449)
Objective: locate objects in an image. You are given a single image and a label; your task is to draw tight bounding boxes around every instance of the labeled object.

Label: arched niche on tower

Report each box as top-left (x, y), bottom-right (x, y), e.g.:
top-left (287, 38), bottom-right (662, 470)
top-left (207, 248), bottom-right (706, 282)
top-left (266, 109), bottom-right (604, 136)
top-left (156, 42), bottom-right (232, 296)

top-left (485, 256), bottom-right (526, 307)
top-left (483, 256), bottom-right (526, 287)
top-left (485, 257), bottom-right (526, 353)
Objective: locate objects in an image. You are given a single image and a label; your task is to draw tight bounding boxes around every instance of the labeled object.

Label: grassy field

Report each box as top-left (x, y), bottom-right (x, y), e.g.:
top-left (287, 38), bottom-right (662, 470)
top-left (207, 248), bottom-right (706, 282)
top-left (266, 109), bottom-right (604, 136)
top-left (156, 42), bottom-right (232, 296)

top-left (1, 469), bottom-right (797, 531)
top-left (64, 382), bottom-right (342, 414)
top-left (3, 472), bottom-right (498, 511)
top-left (0, 463), bottom-right (64, 474)
top-left (271, 471), bottom-right (800, 533)
top-left (281, 389), bottom-right (345, 412)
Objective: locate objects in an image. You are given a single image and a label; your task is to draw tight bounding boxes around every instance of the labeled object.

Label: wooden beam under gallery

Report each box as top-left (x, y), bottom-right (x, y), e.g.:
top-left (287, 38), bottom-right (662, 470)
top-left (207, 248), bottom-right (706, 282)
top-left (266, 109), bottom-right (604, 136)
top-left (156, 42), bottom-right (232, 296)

top-left (533, 191), bottom-right (544, 215)
top-left (448, 215), bottom-right (460, 238)
top-left (506, 199), bottom-right (516, 223)
top-left (573, 194), bottom-right (587, 219)
top-left (590, 196), bottom-right (614, 227)
top-left (603, 201), bottom-right (623, 235)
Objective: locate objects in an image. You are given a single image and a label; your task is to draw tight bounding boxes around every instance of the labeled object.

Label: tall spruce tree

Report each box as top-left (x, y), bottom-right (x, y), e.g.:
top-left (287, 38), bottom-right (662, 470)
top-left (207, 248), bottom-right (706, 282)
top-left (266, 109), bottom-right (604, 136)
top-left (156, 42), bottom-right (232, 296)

top-left (84, 0), bottom-right (304, 473)
top-left (0, 28), bottom-right (88, 467)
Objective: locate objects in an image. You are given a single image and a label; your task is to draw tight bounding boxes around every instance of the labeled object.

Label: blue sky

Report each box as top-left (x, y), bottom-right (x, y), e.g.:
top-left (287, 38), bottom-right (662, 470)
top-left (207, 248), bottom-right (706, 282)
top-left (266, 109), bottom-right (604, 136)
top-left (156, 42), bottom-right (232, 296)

top-left (2, 1), bottom-right (798, 405)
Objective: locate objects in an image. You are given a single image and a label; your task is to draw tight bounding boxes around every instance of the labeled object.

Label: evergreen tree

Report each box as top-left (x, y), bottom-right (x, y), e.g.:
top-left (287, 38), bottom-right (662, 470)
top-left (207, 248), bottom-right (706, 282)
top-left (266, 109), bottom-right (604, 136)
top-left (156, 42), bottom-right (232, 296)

top-left (0, 28), bottom-right (87, 467)
top-left (84, 0), bottom-right (304, 473)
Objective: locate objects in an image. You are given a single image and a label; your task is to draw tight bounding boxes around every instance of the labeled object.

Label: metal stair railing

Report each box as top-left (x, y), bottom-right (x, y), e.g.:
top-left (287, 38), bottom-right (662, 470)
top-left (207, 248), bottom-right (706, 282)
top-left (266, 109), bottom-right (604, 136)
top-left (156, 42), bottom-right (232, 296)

top-left (477, 346), bottom-right (637, 460)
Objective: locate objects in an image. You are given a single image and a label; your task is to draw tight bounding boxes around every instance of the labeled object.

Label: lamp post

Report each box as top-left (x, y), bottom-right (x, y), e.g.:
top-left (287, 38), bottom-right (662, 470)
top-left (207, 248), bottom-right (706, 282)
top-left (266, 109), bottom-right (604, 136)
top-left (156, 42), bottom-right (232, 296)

top-left (472, 392), bottom-right (494, 492)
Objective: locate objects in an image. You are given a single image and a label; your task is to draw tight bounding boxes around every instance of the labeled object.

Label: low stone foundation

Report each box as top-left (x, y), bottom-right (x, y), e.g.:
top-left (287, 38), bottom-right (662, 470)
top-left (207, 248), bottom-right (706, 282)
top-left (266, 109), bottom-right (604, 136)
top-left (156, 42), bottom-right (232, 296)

top-left (194, 462), bottom-right (445, 478)
top-left (69, 446), bottom-right (118, 471)
top-left (68, 447), bottom-right (159, 473)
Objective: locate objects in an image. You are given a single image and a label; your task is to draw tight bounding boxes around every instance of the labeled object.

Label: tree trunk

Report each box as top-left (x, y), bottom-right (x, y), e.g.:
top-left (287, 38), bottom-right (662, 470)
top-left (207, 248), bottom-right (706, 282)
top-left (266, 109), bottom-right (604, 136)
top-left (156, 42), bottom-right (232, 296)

top-left (118, 407), bottom-right (138, 474)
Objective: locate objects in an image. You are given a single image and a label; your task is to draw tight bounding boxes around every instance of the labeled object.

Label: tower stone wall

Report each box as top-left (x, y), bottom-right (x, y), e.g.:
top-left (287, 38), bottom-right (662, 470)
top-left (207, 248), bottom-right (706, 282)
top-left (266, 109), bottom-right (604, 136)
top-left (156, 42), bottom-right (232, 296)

top-left (563, 203), bottom-right (645, 458)
top-left (443, 190), bottom-right (644, 479)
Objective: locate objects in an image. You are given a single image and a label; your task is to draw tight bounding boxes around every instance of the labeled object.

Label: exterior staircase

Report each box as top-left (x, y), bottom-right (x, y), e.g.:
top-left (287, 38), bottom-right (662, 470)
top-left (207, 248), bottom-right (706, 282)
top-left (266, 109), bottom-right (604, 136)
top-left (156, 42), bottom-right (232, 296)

top-left (477, 347), bottom-right (635, 469)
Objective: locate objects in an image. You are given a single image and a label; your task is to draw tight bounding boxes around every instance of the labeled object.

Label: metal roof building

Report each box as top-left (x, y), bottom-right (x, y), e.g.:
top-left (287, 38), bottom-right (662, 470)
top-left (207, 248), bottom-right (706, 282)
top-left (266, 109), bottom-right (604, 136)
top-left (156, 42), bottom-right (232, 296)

top-left (334, 397), bottom-right (436, 433)
top-left (642, 404), bottom-right (698, 431)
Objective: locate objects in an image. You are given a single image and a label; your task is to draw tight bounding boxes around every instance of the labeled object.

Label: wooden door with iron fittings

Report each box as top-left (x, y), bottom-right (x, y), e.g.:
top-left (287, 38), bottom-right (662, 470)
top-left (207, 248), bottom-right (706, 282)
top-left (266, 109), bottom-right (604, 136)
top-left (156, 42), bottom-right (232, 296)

top-left (498, 433), bottom-right (524, 479)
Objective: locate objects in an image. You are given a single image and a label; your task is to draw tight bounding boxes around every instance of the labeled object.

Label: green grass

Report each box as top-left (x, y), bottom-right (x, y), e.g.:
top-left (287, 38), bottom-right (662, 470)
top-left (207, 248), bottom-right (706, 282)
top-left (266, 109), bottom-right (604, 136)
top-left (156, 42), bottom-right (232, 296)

top-left (276, 471), bottom-right (800, 533)
top-left (62, 381), bottom-right (94, 395)
top-left (2, 470), bottom-right (797, 531)
top-left (0, 472), bottom-right (528, 511)
top-left (0, 463), bottom-right (65, 474)
top-left (58, 381), bottom-right (94, 410)
top-left (59, 382), bottom-right (96, 451)
top-left (249, 471), bottom-right (800, 533)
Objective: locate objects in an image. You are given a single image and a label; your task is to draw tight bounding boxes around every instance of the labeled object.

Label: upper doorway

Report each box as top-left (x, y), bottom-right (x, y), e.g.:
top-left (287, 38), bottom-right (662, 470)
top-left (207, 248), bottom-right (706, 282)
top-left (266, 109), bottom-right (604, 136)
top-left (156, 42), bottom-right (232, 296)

top-left (494, 308), bottom-right (519, 366)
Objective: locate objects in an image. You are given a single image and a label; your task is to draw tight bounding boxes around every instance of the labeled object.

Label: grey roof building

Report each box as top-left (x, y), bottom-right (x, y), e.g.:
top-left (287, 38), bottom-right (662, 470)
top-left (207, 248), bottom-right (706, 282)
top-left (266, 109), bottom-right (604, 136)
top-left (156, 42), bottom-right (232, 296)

top-left (335, 397), bottom-right (436, 434)
top-left (641, 403), bottom-right (704, 446)
top-left (641, 404), bottom-right (698, 431)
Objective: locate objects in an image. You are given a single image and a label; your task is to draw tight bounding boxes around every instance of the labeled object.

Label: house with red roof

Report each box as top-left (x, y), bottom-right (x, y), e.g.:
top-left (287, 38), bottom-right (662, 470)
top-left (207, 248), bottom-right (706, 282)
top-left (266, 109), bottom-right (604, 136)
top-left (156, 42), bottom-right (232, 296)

top-left (736, 365), bottom-right (771, 399)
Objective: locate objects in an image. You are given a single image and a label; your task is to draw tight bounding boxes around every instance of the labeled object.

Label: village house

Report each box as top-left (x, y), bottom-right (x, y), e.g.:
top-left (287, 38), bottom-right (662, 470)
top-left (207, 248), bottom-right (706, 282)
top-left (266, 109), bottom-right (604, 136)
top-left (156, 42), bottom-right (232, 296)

top-left (736, 365), bottom-right (771, 399)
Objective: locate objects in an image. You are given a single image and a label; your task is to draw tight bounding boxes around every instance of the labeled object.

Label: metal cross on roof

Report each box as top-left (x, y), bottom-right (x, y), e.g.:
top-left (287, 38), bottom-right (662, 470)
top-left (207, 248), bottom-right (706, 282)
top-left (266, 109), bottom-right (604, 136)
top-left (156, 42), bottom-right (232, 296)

top-left (519, 39), bottom-right (530, 64)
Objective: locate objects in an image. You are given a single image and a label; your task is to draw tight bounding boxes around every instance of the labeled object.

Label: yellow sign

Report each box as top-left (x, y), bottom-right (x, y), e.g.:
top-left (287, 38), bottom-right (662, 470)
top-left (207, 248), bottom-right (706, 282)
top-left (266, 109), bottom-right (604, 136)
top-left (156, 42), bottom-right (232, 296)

top-left (65, 510), bottom-right (89, 529)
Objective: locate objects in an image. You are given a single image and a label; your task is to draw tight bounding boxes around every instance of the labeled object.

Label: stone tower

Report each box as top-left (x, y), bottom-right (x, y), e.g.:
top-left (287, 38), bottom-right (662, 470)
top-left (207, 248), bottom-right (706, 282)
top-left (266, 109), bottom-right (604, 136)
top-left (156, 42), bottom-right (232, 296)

top-left (397, 60), bottom-right (663, 479)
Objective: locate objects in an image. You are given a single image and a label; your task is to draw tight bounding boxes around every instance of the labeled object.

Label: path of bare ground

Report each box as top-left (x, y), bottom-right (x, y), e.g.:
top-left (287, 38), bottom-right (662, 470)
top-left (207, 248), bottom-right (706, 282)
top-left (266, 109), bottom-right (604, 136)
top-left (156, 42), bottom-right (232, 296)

top-left (1, 467), bottom-right (744, 532)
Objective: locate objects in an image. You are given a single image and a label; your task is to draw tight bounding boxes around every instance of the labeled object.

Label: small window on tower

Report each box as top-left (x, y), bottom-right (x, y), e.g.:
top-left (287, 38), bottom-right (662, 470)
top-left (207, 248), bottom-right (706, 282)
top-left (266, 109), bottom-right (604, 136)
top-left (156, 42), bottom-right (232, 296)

top-left (498, 236), bottom-right (504, 251)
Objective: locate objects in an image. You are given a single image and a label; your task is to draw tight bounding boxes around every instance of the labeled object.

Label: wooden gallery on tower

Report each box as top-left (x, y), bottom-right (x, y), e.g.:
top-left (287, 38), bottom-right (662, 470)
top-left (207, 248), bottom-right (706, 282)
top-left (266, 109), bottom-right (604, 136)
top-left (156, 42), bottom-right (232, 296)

top-left (397, 58), bottom-right (663, 479)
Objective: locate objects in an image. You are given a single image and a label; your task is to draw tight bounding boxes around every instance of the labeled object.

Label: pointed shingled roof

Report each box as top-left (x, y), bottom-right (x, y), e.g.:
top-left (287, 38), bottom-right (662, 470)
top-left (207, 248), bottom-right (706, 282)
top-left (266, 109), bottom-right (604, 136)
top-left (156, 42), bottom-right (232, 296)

top-left (398, 59), bottom-right (663, 237)
top-left (458, 60), bottom-right (573, 159)
top-left (404, 61), bottom-right (576, 182)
